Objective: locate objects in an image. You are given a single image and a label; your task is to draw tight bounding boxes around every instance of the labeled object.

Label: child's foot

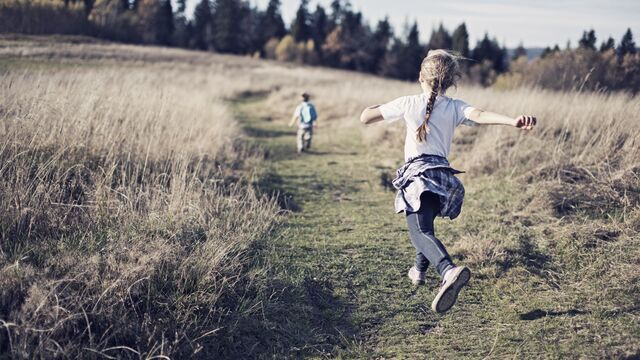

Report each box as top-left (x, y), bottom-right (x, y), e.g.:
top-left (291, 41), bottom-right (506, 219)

top-left (407, 266), bottom-right (426, 285)
top-left (431, 266), bottom-right (471, 313)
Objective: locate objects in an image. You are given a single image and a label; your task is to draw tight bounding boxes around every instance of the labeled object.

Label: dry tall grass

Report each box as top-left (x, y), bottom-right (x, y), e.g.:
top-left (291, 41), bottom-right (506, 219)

top-left (0, 40), bottom-right (280, 358)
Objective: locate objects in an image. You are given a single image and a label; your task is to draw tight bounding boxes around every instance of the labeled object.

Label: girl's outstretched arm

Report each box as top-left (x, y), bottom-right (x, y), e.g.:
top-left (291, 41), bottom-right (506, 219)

top-left (360, 105), bottom-right (384, 125)
top-left (467, 109), bottom-right (536, 130)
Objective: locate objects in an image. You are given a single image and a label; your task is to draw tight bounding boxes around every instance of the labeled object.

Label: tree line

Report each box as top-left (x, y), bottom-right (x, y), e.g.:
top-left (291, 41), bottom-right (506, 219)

top-left (499, 28), bottom-right (639, 93)
top-left (0, 0), bottom-right (508, 80)
top-left (1, 0), bottom-right (637, 91)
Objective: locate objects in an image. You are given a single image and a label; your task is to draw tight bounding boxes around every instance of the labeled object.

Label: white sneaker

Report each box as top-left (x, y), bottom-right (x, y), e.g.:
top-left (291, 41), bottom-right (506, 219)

top-left (408, 266), bottom-right (426, 285)
top-left (431, 266), bottom-right (471, 313)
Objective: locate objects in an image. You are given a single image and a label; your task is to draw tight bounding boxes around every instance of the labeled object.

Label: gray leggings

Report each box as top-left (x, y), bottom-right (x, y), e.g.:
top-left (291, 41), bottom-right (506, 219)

top-left (406, 191), bottom-right (455, 278)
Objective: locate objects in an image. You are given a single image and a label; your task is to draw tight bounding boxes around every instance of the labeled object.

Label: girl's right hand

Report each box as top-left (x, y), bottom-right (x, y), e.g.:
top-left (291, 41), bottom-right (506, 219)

top-left (515, 115), bottom-right (537, 130)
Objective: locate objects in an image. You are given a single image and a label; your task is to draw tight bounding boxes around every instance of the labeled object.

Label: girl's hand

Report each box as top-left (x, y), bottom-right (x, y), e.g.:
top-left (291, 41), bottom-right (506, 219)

top-left (515, 115), bottom-right (536, 130)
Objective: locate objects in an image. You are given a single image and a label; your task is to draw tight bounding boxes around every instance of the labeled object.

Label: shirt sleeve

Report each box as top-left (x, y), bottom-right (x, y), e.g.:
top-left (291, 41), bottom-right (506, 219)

top-left (293, 104), bottom-right (302, 117)
top-left (379, 96), bottom-right (407, 123)
top-left (453, 98), bottom-right (478, 127)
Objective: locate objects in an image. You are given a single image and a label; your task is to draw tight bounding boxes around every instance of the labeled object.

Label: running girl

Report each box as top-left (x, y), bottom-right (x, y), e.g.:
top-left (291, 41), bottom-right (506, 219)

top-left (359, 50), bottom-right (536, 313)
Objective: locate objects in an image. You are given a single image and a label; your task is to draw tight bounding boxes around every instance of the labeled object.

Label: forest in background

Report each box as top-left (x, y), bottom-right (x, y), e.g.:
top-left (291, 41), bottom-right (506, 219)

top-left (0, 0), bottom-right (638, 92)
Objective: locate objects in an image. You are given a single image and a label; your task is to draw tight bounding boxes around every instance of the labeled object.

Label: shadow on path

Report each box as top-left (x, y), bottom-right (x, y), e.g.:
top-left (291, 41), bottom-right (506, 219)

top-left (215, 267), bottom-right (356, 358)
top-left (305, 150), bottom-right (358, 156)
top-left (244, 127), bottom-right (296, 139)
top-left (253, 169), bottom-right (300, 212)
top-left (519, 308), bottom-right (588, 321)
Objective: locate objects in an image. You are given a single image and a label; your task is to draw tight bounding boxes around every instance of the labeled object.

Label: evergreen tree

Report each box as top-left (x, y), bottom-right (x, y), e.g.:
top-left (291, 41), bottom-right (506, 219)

top-left (238, 2), bottom-right (261, 54)
top-left (193, 0), bottom-right (212, 50)
top-left (472, 33), bottom-right (506, 72)
top-left (501, 45), bottom-right (508, 70)
top-left (371, 17), bottom-right (393, 73)
top-left (383, 21), bottom-right (424, 80)
top-left (155, 0), bottom-right (174, 45)
top-left (540, 44), bottom-right (561, 58)
top-left (172, 0), bottom-right (189, 47)
top-left (84, 0), bottom-right (95, 15)
top-left (599, 37), bottom-right (615, 52)
top-left (213, 0), bottom-right (242, 53)
top-left (578, 29), bottom-right (596, 50)
top-left (373, 17), bottom-right (393, 44)
top-left (340, 5), bottom-right (361, 33)
top-left (379, 38), bottom-right (403, 79)
top-left (344, 9), bottom-right (373, 72)
top-left (262, 0), bottom-right (286, 40)
top-left (291, 0), bottom-right (311, 42)
top-left (406, 21), bottom-right (425, 79)
top-left (428, 23), bottom-right (452, 50)
top-left (173, 16), bottom-right (190, 48)
top-left (451, 23), bottom-right (469, 57)
top-left (512, 42), bottom-right (527, 60)
top-left (184, 21), bottom-right (195, 47)
top-left (617, 28), bottom-right (636, 56)
top-left (311, 5), bottom-right (328, 54)
top-left (321, 7), bottom-right (373, 72)
top-left (329, 0), bottom-right (342, 27)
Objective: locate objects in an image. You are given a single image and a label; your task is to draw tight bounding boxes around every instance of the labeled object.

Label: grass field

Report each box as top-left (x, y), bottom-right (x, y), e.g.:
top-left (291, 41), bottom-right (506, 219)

top-left (0, 35), bottom-right (639, 359)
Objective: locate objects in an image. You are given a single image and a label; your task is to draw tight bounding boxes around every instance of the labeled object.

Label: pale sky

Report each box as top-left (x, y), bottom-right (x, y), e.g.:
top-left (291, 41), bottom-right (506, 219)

top-left (185, 0), bottom-right (639, 48)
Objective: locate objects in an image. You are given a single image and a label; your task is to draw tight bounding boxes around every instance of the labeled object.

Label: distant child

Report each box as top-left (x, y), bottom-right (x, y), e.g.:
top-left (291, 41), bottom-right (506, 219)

top-left (359, 50), bottom-right (536, 313)
top-left (289, 92), bottom-right (318, 153)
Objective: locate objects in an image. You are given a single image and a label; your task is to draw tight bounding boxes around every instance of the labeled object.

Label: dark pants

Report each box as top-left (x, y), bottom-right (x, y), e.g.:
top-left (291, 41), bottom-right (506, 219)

top-left (296, 127), bottom-right (312, 152)
top-left (406, 191), bottom-right (455, 278)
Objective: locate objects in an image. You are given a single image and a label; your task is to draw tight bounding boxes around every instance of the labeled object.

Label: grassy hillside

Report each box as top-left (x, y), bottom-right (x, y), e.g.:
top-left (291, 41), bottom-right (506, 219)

top-left (0, 36), bottom-right (282, 358)
top-left (0, 35), bottom-right (638, 359)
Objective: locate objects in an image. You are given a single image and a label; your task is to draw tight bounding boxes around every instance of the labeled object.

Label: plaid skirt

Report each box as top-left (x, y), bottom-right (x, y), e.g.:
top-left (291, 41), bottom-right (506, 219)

top-left (392, 154), bottom-right (465, 219)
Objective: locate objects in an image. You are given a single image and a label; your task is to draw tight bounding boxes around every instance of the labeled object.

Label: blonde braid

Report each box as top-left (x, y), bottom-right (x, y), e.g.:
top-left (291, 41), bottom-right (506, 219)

top-left (416, 78), bottom-right (439, 142)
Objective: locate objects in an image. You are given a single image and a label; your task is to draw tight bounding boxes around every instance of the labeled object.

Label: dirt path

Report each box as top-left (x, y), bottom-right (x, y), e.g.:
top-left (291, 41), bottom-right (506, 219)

top-left (230, 94), bottom-right (639, 359)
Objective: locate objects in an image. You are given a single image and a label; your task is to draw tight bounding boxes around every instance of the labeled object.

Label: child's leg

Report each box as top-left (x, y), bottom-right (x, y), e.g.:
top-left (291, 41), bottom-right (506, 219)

top-left (304, 128), bottom-right (312, 149)
top-left (405, 191), bottom-right (455, 278)
top-left (415, 251), bottom-right (429, 272)
top-left (296, 128), bottom-right (304, 152)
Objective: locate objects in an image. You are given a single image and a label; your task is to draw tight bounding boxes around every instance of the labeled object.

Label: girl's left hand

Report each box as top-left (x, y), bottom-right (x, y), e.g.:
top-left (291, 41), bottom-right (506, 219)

top-left (515, 115), bottom-right (537, 130)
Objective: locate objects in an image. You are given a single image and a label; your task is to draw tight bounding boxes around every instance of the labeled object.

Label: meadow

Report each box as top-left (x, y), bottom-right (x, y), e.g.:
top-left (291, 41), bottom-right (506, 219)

top-left (0, 35), bottom-right (638, 358)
